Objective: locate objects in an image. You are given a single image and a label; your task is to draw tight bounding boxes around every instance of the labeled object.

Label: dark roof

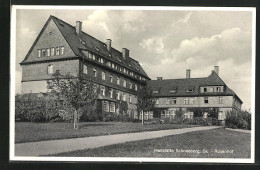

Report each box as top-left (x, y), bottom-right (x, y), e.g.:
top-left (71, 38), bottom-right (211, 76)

top-left (147, 71), bottom-right (243, 103)
top-left (21, 15), bottom-right (149, 79)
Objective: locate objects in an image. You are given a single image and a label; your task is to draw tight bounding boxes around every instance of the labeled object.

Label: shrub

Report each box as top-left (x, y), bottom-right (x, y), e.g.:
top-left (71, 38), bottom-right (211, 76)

top-left (225, 110), bottom-right (251, 130)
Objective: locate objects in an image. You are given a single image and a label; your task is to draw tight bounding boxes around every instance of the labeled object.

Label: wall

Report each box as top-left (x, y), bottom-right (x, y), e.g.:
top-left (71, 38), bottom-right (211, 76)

top-left (22, 59), bottom-right (80, 81)
top-left (155, 96), bottom-right (233, 108)
top-left (22, 81), bottom-right (48, 93)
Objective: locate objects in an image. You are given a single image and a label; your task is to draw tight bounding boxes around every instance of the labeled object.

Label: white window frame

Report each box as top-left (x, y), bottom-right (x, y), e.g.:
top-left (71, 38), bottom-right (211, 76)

top-left (110, 75), bottom-right (113, 83)
top-left (123, 93), bottom-right (126, 101)
top-left (93, 69), bottom-right (97, 77)
top-left (47, 64), bottom-right (53, 75)
top-left (104, 101), bottom-right (109, 112)
top-left (117, 78), bottom-right (120, 85)
top-left (56, 47), bottom-right (60, 55)
top-left (123, 80), bottom-right (126, 87)
top-left (135, 84), bottom-right (138, 91)
top-left (51, 47), bottom-right (55, 56)
top-left (46, 48), bottom-right (50, 56)
top-left (116, 92), bottom-right (120, 100)
top-left (60, 46), bottom-right (64, 55)
top-left (37, 49), bottom-right (41, 57)
top-left (219, 97), bottom-right (223, 104)
top-left (129, 95), bottom-right (132, 103)
top-left (110, 102), bottom-right (115, 112)
top-left (83, 65), bottom-right (88, 74)
top-left (100, 86), bottom-right (105, 96)
top-left (102, 72), bottom-right (106, 80)
top-left (109, 89), bottom-right (113, 99)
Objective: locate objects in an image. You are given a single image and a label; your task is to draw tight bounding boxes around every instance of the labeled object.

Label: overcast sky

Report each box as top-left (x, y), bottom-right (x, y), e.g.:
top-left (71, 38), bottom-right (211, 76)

top-left (15, 8), bottom-right (254, 110)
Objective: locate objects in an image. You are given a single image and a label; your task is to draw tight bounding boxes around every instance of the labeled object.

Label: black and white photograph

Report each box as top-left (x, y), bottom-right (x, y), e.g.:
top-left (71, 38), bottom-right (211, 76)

top-left (10, 6), bottom-right (255, 163)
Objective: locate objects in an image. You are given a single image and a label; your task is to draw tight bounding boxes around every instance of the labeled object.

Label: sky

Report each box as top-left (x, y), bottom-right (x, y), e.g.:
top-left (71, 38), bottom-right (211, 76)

top-left (15, 7), bottom-right (254, 110)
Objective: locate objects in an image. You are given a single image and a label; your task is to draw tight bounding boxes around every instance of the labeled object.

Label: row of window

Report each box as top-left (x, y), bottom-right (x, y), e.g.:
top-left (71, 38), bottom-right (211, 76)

top-left (38, 46), bottom-right (65, 57)
top-left (153, 86), bottom-right (224, 94)
top-left (83, 65), bottom-right (138, 91)
top-left (161, 111), bottom-right (225, 120)
top-left (155, 97), bottom-right (224, 105)
top-left (103, 101), bottom-right (115, 112)
top-left (83, 50), bottom-right (146, 81)
top-left (100, 86), bottom-right (133, 103)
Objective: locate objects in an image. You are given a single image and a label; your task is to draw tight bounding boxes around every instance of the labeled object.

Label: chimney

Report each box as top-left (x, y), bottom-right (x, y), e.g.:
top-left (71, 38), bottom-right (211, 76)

top-left (214, 66), bottom-right (219, 75)
top-left (186, 69), bottom-right (191, 79)
top-left (76, 21), bottom-right (82, 36)
top-left (107, 39), bottom-right (112, 53)
top-left (122, 48), bottom-right (129, 60)
top-left (157, 77), bottom-right (163, 81)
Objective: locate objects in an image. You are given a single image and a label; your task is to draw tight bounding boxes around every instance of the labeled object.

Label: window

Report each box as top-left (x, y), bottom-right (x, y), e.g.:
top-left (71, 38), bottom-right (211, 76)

top-left (104, 101), bottom-right (109, 112)
top-left (129, 82), bottom-right (132, 89)
top-left (60, 46), bottom-right (64, 55)
top-left (190, 98), bottom-right (194, 105)
top-left (100, 86), bottom-right (105, 96)
top-left (101, 58), bottom-right (104, 64)
top-left (117, 78), bottom-right (120, 85)
top-left (110, 102), bottom-right (115, 112)
top-left (42, 49), bottom-right (46, 57)
top-left (156, 99), bottom-right (159, 104)
top-left (186, 87), bottom-right (194, 92)
top-left (51, 48), bottom-right (55, 56)
top-left (109, 89), bottom-right (113, 99)
top-left (218, 111), bottom-right (224, 120)
top-left (152, 90), bottom-right (159, 94)
top-left (56, 47), bottom-right (60, 55)
top-left (93, 69), bottom-right (97, 77)
top-left (123, 68), bottom-right (126, 73)
top-left (119, 67), bottom-right (122, 72)
top-left (203, 112), bottom-right (208, 118)
top-left (37, 49), bottom-right (41, 57)
top-left (123, 80), bottom-right (126, 87)
top-left (83, 65), bottom-right (88, 74)
top-left (129, 95), bottom-right (132, 103)
top-left (219, 97), bottom-right (223, 104)
top-left (184, 98), bottom-right (189, 105)
top-left (112, 63), bottom-right (115, 68)
top-left (110, 75), bottom-right (113, 83)
top-left (170, 98), bottom-right (177, 105)
top-left (204, 97), bottom-right (208, 104)
top-left (166, 98), bottom-right (170, 105)
top-left (47, 65), bottom-right (53, 75)
top-left (89, 53), bottom-right (92, 59)
top-left (216, 87), bottom-right (221, 92)
top-left (169, 89), bottom-right (176, 93)
top-left (107, 62), bottom-right (111, 67)
top-left (123, 93), bottom-right (126, 101)
top-left (135, 85), bottom-right (138, 91)
top-left (204, 88), bottom-right (207, 92)
top-left (102, 72), bottom-right (106, 80)
top-left (92, 54), bottom-right (96, 60)
top-left (46, 49), bottom-right (50, 56)
top-left (116, 92), bottom-right (120, 100)
top-left (115, 65), bottom-right (118, 69)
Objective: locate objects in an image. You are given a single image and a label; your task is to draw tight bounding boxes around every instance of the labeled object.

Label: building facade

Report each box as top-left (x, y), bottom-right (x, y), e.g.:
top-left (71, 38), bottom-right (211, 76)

top-left (20, 16), bottom-right (150, 118)
top-left (147, 67), bottom-right (243, 121)
top-left (20, 16), bottom-right (243, 120)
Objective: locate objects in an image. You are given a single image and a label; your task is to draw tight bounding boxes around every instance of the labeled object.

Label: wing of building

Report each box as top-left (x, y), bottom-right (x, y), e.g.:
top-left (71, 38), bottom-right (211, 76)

top-left (20, 15), bottom-right (243, 121)
top-left (147, 68), bottom-right (243, 120)
top-left (20, 15), bottom-right (150, 118)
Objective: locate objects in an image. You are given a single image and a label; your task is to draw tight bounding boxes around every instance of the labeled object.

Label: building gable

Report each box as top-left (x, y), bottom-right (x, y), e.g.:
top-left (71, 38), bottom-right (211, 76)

top-left (21, 17), bottom-right (76, 64)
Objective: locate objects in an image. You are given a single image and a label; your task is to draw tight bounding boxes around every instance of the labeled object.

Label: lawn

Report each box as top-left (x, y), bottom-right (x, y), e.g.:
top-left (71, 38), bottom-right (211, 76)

top-left (51, 128), bottom-right (251, 158)
top-left (15, 122), bottom-right (198, 143)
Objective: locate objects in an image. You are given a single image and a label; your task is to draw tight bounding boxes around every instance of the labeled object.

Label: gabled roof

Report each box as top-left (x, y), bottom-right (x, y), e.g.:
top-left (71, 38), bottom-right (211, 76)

top-left (147, 71), bottom-right (242, 103)
top-left (21, 15), bottom-right (149, 79)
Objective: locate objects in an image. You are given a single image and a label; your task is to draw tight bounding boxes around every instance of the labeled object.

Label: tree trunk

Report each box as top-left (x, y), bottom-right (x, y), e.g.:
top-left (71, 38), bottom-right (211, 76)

top-left (74, 109), bottom-right (78, 129)
top-left (142, 110), bottom-right (144, 126)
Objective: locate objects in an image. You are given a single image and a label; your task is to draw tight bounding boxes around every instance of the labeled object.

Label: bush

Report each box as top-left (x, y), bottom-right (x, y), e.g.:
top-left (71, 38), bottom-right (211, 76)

top-left (225, 110), bottom-right (251, 130)
top-left (182, 118), bottom-right (195, 125)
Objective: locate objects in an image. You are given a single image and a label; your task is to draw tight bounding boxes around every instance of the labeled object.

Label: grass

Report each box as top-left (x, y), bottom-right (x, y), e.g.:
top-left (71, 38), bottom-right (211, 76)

top-left (15, 122), bottom-right (198, 143)
top-left (51, 128), bottom-right (251, 158)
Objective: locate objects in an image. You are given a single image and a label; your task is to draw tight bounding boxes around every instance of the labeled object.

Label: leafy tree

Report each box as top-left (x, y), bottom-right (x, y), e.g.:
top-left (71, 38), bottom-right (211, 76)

top-left (136, 86), bottom-right (156, 125)
top-left (47, 71), bottom-right (97, 129)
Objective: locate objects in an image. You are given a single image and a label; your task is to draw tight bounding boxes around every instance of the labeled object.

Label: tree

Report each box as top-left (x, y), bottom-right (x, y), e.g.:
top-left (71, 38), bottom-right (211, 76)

top-left (136, 86), bottom-right (156, 125)
top-left (47, 71), bottom-right (97, 129)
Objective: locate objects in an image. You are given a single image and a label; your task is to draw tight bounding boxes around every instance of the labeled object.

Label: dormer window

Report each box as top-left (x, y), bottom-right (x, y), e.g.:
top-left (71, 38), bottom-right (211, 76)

top-left (169, 90), bottom-right (176, 93)
top-left (186, 87), bottom-right (194, 92)
top-left (107, 62), bottom-right (111, 67)
top-left (92, 54), bottom-right (96, 60)
top-left (112, 63), bottom-right (115, 68)
top-left (56, 47), bottom-right (60, 55)
top-left (152, 90), bottom-right (159, 94)
top-left (204, 87), bottom-right (207, 92)
top-left (123, 68), bottom-right (126, 73)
